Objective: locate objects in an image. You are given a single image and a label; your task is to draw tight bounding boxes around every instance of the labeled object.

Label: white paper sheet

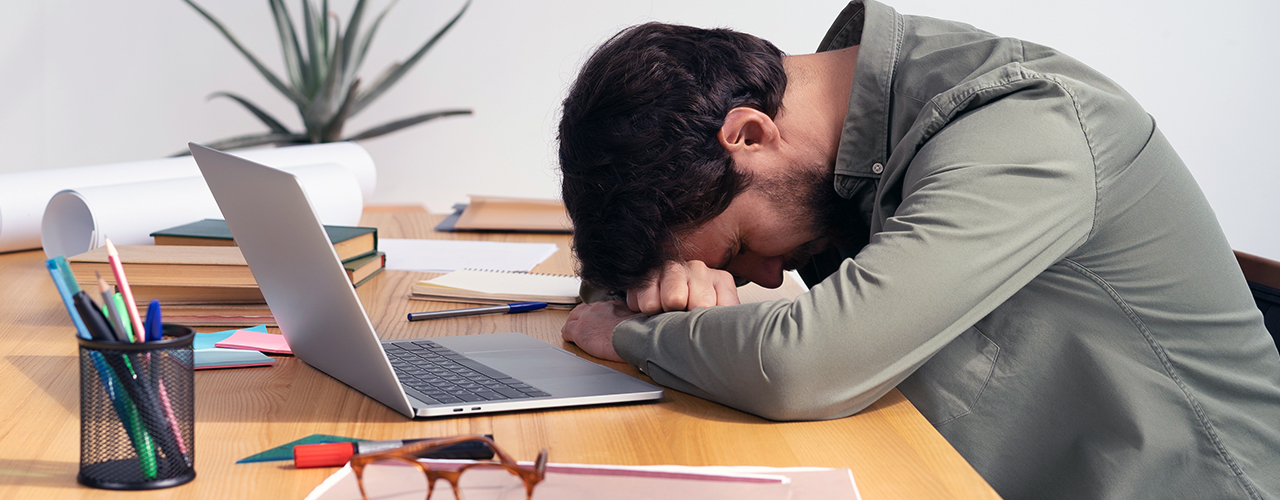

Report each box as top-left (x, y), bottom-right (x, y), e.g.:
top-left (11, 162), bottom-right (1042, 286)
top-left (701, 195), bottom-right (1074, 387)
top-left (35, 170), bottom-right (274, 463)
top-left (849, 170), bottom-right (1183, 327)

top-left (379, 238), bottom-right (560, 273)
top-left (0, 142), bottom-right (375, 254)
top-left (304, 461), bottom-right (859, 500)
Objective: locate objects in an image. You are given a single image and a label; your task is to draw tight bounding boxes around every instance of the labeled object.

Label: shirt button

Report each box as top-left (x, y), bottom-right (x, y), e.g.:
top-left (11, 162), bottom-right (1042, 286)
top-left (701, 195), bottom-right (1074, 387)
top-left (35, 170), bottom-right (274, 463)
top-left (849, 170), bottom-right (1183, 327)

top-left (871, 162), bottom-right (884, 174)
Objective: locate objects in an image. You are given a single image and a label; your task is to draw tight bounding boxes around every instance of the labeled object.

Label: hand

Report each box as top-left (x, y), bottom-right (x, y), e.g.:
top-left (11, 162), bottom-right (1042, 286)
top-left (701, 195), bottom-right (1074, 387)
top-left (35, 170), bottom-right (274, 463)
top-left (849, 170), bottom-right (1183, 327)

top-left (561, 301), bottom-right (643, 362)
top-left (626, 260), bottom-right (741, 315)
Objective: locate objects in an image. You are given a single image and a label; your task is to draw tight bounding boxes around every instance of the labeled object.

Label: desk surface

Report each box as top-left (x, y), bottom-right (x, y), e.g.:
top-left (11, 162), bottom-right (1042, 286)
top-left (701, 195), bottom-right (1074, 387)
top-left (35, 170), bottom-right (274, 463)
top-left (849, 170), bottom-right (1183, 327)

top-left (0, 209), bottom-right (999, 499)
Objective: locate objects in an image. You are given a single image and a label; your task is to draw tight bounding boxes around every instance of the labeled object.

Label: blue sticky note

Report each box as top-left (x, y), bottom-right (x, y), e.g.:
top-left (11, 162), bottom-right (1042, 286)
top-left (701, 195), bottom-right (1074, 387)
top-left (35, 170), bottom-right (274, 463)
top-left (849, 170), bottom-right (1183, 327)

top-left (194, 349), bottom-right (274, 370)
top-left (194, 324), bottom-right (268, 350)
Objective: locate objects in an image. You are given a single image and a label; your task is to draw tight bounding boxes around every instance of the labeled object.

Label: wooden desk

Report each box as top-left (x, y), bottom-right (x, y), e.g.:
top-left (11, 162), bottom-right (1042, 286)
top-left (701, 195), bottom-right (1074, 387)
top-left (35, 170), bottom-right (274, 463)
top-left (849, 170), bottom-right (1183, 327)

top-left (0, 210), bottom-right (999, 499)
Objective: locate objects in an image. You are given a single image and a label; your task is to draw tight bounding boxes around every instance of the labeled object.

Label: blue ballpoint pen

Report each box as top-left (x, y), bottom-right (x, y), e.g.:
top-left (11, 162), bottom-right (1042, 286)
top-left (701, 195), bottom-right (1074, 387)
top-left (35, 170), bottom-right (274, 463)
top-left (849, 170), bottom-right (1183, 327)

top-left (407, 301), bottom-right (548, 321)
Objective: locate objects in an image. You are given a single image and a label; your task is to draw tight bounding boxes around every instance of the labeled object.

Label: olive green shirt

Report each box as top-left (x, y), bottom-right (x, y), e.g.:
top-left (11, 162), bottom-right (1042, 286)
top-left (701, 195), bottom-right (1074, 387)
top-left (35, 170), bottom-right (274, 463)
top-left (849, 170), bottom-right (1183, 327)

top-left (609, 1), bottom-right (1280, 498)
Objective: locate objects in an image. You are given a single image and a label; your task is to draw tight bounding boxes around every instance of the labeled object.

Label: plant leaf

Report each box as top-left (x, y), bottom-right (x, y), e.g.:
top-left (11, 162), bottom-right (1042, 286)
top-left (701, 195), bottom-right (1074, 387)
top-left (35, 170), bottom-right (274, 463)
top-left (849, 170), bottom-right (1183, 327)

top-left (268, 0), bottom-right (305, 91)
top-left (338, 0), bottom-right (368, 85)
top-left (351, 0), bottom-right (399, 79)
top-left (181, 0), bottom-right (307, 107)
top-left (345, 109), bottom-right (471, 141)
top-left (303, 27), bottom-right (346, 142)
top-left (208, 92), bottom-right (293, 134)
top-left (322, 79), bottom-right (361, 142)
top-left (351, 0), bottom-right (470, 116)
top-left (358, 61), bottom-right (401, 109)
top-left (321, 0), bottom-right (331, 63)
top-left (301, 0), bottom-right (323, 97)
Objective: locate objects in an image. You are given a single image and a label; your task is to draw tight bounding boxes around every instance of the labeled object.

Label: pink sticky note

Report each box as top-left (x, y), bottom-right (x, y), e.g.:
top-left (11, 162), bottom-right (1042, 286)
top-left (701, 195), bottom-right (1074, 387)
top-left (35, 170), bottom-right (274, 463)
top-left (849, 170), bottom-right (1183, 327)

top-left (214, 330), bottom-right (293, 354)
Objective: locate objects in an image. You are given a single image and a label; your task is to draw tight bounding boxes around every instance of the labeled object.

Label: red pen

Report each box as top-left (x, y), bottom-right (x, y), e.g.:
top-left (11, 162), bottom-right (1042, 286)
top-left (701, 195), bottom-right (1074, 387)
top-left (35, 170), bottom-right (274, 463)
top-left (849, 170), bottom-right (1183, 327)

top-left (293, 436), bottom-right (495, 468)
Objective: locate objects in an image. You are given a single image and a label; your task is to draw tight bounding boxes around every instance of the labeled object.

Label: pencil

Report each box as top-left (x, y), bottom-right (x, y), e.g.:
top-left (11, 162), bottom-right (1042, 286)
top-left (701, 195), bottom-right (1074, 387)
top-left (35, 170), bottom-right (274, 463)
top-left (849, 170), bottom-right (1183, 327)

top-left (105, 239), bottom-right (145, 342)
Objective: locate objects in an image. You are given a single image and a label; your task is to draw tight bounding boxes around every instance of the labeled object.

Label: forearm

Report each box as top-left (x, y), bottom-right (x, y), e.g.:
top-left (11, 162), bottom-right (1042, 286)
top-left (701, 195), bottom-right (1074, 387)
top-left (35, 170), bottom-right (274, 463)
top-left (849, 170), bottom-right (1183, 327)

top-left (613, 300), bottom-right (920, 421)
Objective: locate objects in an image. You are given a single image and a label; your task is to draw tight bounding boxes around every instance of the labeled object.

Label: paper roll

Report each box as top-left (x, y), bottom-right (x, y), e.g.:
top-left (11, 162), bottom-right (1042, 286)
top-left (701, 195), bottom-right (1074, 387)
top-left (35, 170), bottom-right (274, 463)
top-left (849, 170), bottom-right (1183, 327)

top-left (0, 142), bottom-right (375, 253)
top-left (40, 163), bottom-right (363, 259)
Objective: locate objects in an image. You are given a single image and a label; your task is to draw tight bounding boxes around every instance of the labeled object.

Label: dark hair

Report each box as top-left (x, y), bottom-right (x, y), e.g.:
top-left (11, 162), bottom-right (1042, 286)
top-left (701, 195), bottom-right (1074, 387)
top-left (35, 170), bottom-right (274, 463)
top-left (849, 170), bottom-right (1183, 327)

top-left (558, 22), bottom-right (787, 293)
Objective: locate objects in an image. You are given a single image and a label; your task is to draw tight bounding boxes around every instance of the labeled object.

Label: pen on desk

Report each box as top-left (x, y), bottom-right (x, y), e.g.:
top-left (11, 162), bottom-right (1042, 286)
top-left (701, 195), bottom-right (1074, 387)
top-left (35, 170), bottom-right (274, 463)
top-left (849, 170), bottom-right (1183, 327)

top-left (293, 435), bottom-right (496, 468)
top-left (407, 302), bottom-right (548, 322)
top-left (105, 239), bottom-right (145, 342)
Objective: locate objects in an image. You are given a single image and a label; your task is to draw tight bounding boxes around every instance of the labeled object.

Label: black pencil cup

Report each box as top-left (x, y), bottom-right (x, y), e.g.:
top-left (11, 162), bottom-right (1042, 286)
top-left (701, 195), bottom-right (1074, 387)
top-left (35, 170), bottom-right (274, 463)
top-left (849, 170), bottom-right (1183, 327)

top-left (77, 324), bottom-right (196, 490)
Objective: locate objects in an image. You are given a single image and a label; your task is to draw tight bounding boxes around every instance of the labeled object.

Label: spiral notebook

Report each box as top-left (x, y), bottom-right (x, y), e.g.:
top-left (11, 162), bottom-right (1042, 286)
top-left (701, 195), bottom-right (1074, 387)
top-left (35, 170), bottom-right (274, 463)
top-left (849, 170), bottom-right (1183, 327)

top-left (410, 269), bottom-right (582, 309)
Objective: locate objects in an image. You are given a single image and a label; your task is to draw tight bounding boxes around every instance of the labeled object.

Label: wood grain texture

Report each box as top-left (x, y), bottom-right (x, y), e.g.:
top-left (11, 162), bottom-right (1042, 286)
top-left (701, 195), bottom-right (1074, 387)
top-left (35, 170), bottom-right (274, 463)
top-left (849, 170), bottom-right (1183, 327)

top-left (0, 211), bottom-right (999, 499)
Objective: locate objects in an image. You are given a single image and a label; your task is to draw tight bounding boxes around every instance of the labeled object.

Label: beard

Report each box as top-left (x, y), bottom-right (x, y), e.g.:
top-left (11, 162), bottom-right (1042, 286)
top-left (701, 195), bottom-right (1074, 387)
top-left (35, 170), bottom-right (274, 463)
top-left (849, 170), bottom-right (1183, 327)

top-left (750, 163), bottom-right (869, 271)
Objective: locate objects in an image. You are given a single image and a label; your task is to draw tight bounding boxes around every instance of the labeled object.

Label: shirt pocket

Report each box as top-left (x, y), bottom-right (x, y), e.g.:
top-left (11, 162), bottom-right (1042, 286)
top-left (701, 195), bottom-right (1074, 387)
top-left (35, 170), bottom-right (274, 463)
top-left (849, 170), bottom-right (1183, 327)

top-left (897, 326), bottom-right (1000, 427)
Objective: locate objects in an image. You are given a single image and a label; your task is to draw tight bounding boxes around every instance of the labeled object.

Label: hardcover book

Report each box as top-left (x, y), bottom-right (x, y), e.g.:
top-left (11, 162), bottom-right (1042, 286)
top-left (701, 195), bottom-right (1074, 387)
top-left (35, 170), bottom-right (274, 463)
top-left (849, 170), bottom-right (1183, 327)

top-left (152, 218), bottom-right (377, 262)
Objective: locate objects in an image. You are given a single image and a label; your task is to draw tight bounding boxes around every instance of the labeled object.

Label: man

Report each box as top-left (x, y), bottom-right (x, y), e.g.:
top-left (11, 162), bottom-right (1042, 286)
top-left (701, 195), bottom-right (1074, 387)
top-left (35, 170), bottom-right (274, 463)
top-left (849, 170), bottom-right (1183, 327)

top-left (557, 1), bottom-right (1280, 498)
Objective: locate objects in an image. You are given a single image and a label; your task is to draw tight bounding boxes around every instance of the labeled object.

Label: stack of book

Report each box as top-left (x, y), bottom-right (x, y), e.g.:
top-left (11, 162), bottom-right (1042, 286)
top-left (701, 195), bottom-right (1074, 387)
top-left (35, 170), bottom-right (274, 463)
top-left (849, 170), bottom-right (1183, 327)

top-left (65, 219), bottom-right (384, 326)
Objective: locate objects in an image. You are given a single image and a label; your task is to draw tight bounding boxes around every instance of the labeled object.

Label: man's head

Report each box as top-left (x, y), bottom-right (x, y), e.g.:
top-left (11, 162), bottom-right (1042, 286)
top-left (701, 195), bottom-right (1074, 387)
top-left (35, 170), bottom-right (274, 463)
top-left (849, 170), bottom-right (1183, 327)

top-left (558, 22), bottom-right (788, 293)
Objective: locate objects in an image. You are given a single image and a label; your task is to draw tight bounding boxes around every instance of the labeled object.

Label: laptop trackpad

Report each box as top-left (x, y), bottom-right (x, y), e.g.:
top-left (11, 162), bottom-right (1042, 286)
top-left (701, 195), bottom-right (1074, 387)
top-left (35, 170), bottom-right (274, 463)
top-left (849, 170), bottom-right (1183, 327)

top-left (467, 347), bottom-right (616, 381)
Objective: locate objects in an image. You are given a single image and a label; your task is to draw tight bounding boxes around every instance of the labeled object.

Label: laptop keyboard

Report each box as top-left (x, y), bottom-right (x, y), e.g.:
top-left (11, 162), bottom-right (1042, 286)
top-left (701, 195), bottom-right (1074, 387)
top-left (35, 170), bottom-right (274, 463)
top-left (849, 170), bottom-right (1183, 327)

top-left (384, 340), bottom-right (551, 406)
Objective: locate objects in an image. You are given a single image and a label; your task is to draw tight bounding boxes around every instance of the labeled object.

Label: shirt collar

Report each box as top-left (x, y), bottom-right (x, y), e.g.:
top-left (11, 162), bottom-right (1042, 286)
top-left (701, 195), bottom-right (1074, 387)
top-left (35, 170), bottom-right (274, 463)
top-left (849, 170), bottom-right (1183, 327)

top-left (818, 0), bottom-right (903, 195)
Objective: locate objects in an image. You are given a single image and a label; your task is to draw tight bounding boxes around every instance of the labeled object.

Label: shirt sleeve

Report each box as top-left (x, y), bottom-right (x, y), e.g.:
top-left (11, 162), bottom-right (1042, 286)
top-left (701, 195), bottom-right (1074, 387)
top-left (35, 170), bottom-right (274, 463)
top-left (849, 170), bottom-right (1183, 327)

top-left (611, 83), bottom-right (1098, 421)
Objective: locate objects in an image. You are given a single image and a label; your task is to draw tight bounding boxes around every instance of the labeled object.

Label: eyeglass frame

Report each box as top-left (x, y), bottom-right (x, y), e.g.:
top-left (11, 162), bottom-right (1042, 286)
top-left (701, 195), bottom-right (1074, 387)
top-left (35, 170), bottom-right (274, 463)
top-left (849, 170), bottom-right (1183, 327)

top-left (349, 434), bottom-right (548, 500)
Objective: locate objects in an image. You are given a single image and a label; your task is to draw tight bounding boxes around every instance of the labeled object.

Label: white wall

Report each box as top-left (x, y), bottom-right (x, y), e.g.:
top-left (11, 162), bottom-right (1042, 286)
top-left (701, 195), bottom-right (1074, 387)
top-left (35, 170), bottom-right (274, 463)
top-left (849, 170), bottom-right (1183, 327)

top-left (1, 0), bottom-right (1275, 258)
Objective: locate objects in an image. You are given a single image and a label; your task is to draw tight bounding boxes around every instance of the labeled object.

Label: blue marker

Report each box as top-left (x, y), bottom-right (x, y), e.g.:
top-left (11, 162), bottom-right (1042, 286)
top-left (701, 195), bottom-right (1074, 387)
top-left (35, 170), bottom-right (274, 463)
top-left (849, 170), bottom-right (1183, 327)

top-left (144, 299), bottom-right (163, 342)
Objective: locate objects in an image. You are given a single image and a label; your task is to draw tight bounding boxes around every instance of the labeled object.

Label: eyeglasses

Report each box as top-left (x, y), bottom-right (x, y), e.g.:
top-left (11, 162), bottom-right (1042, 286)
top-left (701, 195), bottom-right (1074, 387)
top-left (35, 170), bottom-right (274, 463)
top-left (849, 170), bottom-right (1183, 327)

top-left (350, 435), bottom-right (547, 500)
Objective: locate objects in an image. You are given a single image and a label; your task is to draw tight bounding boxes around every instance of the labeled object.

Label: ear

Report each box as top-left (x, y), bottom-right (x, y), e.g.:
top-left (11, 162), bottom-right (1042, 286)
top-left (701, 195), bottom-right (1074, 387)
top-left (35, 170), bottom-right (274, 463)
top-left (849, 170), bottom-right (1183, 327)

top-left (717, 107), bottom-right (778, 154)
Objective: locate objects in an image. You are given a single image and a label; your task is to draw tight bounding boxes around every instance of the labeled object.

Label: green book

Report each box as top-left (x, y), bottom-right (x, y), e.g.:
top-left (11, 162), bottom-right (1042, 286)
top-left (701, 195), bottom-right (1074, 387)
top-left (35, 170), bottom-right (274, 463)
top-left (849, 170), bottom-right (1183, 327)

top-left (344, 251), bottom-right (386, 287)
top-left (151, 218), bottom-right (377, 262)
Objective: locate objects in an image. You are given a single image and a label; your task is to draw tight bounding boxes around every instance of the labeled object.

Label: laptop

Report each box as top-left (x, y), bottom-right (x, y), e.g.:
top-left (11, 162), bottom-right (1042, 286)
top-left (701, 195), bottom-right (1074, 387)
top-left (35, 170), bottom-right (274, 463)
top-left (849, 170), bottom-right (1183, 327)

top-left (189, 143), bottom-right (663, 418)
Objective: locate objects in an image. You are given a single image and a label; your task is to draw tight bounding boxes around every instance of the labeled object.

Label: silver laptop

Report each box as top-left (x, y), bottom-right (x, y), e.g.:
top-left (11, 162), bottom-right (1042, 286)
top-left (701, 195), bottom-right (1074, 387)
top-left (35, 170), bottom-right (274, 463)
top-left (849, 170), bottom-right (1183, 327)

top-left (190, 143), bottom-right (662, 418)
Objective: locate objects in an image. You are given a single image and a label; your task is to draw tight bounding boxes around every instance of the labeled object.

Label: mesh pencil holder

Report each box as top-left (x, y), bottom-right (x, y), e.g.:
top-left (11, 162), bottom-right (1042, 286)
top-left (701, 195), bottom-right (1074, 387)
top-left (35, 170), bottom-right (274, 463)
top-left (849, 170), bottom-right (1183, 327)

top-left (77, 324), bottom-right (196, 490)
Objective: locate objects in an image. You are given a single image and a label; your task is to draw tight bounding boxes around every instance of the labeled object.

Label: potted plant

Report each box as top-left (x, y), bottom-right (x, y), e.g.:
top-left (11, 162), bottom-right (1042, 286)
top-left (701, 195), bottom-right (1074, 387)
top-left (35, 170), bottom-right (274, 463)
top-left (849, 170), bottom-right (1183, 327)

top-left (182, 0), bottom-right (471, 150)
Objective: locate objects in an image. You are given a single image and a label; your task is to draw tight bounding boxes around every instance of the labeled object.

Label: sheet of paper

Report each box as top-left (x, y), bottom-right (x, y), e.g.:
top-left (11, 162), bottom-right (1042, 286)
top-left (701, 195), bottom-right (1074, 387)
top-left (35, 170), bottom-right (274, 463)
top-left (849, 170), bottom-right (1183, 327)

top-left (305, 462), bottom-right (847, 500)
top-left (0, 142), bottom-right (375, 254)
top-left (379, 238), bottom-right (559, 273)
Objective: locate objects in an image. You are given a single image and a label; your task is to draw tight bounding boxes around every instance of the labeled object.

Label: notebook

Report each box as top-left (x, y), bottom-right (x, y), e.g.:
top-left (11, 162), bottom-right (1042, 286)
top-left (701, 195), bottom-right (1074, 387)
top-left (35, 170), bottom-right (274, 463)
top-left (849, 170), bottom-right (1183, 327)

top-left (190, 143), bottom-right (662, 418)
top-left (435, 196), bottom-right (573, 233)
top-left (410, 269), bottom-right (582, 309)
